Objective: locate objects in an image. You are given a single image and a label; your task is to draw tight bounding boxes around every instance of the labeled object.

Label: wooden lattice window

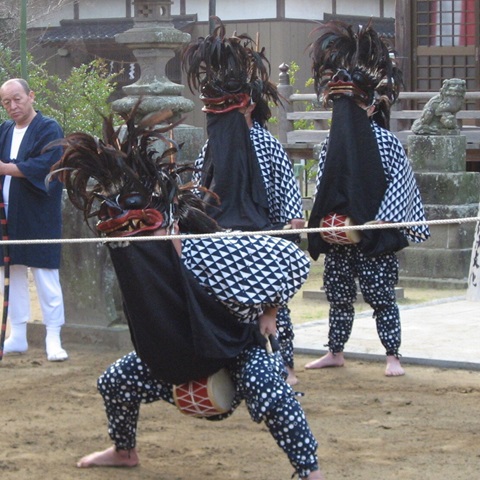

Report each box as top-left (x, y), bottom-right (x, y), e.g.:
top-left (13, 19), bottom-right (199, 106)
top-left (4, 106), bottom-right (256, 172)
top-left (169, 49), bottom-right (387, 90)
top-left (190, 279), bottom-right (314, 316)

top-left (416, 53), bottom-right (477, 91)
top-left (414, 0), bottom-right (478, 92)
top-left (417, 0), bottom-right (476, 47)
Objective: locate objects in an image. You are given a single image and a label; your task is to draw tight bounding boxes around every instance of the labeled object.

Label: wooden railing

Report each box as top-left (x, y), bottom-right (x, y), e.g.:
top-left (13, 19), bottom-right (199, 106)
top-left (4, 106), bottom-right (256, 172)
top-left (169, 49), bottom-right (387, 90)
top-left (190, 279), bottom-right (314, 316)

top-left (276, 64), bottom-right (480, 171)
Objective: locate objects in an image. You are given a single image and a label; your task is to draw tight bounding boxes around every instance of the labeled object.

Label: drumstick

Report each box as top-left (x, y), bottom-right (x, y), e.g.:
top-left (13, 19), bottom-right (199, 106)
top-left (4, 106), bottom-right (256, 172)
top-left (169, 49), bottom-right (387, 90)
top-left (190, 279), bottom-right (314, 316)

top-left (264, 333), bottom-right (273, 354)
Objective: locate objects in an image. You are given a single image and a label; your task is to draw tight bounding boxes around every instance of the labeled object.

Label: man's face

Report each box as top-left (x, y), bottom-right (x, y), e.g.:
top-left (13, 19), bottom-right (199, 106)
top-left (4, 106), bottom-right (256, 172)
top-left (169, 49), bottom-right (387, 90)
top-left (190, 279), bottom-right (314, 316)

top-left (0, 81), bottom-right (35, 126)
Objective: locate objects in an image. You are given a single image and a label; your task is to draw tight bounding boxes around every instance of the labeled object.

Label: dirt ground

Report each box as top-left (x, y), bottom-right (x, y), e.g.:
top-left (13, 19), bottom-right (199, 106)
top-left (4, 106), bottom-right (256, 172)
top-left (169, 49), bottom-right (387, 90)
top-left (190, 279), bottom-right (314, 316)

top-left (1, 271), bottom-right (479, 479)
top-left (1, 344), bottom-right (479, 480)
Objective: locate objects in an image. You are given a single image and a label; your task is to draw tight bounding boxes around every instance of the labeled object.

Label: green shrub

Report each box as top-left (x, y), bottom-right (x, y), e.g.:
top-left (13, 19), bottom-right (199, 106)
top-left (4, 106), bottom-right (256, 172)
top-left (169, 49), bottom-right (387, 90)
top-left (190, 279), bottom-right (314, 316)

top-left (0, 45), bottom-right (118, 136)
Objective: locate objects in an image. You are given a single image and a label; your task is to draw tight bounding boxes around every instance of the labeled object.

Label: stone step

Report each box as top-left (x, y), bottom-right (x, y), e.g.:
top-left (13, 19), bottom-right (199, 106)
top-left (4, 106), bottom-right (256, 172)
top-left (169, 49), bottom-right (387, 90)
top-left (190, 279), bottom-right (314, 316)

top-left (398, 247), bottom-right (472, 281)
top-left (398, 277), bottom-right (467, 290)
top-left (303, 286), bottom-right (404, 302)
top-left (28, 321), bottom-right (132, 351)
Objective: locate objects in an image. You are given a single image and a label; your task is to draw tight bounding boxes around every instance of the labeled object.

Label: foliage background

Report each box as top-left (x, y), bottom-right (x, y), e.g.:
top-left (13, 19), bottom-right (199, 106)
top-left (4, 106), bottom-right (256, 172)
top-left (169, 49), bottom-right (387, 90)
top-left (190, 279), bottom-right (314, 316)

top-left (0, 45), bottom-right (118, 136)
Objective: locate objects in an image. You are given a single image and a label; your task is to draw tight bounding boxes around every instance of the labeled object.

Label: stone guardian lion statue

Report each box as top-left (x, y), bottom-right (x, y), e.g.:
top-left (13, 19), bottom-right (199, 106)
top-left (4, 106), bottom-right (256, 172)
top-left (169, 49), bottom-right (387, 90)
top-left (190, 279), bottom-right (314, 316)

top-left (411, 78), bottom-right (466, 135)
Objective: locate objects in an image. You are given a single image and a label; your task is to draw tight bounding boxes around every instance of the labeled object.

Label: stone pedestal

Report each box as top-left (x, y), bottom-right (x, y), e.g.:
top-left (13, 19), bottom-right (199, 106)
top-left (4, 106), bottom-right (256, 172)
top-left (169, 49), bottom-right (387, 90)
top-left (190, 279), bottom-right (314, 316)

top-left (398, 134), bottom-right (480, 289)
top-left (51, 3), bottom-right (208, 349)
top-left (152, 124), bottom-right (205, 166)
top-left (54, 125), bottom-right (205, 349)
top-left (59, 191), bottom-right (124, 329)
top-left (408, 135), bottom-right (466, 172)
top-left (24, 192), bottom-right (133, 352)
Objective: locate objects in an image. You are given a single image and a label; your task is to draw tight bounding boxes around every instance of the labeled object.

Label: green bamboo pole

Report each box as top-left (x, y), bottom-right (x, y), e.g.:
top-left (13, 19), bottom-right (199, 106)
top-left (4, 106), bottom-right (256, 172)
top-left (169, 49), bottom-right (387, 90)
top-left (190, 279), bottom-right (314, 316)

top-left (20, 0), bottom-right (28, 80)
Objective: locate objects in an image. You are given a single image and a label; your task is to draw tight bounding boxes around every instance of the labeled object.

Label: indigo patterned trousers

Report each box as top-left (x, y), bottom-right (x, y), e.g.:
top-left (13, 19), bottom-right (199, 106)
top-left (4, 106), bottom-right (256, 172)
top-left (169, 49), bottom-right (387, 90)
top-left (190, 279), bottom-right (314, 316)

top-left (323, 245), bottom-right (401, 357)
top-left (96, 345), bottom-right (319, 478)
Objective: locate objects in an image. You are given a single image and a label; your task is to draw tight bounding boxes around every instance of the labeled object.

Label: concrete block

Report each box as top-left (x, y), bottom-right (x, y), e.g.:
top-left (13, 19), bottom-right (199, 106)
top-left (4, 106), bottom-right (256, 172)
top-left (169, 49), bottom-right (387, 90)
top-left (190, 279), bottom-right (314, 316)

top-left (417, 220), bottom-right (477, 249)
top-left (303, 287), bottom-right (405, 302)
top-left (397, 276), bottom-right (467, 289)
top-left (424, 203), bottom-right (480, 220)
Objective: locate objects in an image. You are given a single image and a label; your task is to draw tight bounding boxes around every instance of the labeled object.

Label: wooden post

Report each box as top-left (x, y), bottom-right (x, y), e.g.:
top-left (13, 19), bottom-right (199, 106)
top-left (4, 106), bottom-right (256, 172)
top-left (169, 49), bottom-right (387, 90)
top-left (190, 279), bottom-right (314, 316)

top-left (277, 63), bottom-right (293, 144)
top-left (467, 208), bottom-right (480, 301)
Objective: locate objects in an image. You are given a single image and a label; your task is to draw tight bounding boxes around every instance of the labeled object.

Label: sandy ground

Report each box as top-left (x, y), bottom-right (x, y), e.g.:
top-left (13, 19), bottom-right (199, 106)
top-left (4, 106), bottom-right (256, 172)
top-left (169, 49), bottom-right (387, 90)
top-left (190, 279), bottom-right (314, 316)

top-left (1, 270), bottom-right (479, 479)
top-left (0, 345), bottom-right (479, 480)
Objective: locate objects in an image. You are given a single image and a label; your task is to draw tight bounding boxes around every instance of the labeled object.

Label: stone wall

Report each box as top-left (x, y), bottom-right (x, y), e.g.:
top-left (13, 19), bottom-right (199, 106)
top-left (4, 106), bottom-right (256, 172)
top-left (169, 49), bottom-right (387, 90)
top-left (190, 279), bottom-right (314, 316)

top-left (398, 135), bottom-right (480, 289)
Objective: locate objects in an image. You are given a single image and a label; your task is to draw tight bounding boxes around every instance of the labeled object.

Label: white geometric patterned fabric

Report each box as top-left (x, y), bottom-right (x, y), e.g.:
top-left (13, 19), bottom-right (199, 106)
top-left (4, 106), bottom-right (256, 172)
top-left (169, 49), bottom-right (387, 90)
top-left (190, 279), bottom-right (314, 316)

top-left (315, 122), bottom-right (430, 243)
top-left (194, 121), bottom-right (304, 225)
top-left (249, 122), bottom-right (304, 224)
top-left (182, 234), bottom-right (310, 323)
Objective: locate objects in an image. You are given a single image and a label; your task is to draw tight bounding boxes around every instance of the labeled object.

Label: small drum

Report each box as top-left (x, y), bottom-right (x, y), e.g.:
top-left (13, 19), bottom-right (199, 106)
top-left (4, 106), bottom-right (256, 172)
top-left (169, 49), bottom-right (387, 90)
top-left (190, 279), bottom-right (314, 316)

top-left (320, 213), bottom-right (361, 245)
top-left (173, 368), bottom-right (235, 418)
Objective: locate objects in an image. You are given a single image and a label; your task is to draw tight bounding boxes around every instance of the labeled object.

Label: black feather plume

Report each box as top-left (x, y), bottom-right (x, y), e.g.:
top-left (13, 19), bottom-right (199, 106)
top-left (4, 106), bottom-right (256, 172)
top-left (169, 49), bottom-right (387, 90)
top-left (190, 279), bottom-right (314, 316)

top-left (309, 19), bottom-right (403, 128)
top-left (181, 17), bottom-right (280, 124)
top-left (47, 103), bottom-right (221, 236)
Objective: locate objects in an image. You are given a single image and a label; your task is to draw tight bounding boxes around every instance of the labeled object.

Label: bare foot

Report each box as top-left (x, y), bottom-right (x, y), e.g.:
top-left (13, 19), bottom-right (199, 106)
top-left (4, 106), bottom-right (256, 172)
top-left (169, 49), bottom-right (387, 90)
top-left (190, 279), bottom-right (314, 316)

top-left (286, 366), bottom-right (299, 386)
top-left (76, 446), bottom-right (139, 468)
top-left (305, 352), bottom-right (344, 369)
top-left (385, 355), bottom-right (405, 377)
top-left (301, 468), bottom-right (325, 479)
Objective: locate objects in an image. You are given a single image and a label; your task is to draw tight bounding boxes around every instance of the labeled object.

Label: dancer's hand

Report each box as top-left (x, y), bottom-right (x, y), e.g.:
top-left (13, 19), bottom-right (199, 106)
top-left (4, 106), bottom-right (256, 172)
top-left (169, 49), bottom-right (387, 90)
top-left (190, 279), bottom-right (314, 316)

top-left (259, 307), bottom-right (278, 337)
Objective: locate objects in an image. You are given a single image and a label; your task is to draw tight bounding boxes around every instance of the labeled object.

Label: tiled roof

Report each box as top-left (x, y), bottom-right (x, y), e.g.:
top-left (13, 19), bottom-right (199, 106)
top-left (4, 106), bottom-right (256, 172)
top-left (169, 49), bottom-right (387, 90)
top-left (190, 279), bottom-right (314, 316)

top-left (39, 19), bottom-right (133, 43)
top-left (322, 13), bottom-right (395, 38)
top-left (38, 18), bottom-right (194, 44)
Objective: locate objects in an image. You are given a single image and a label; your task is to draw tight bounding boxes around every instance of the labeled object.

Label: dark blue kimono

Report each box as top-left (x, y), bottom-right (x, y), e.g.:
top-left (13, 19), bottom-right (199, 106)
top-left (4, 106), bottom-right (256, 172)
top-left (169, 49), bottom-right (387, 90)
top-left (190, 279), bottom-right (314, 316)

top-left (0, 112), bottom-right (64, 268)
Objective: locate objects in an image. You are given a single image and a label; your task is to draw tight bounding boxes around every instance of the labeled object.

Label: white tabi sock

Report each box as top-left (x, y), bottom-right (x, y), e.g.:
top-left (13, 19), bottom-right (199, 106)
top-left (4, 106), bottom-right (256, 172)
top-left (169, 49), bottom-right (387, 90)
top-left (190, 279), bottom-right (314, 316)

top-left (45, 326), bottom-right (68, 362)
top-left (4, 322), bottom-right (28, 354)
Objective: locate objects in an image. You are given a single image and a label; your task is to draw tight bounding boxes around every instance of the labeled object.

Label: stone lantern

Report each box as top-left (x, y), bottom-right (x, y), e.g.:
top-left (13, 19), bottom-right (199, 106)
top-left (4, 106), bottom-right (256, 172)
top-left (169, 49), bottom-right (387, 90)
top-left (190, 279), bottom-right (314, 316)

top-left (111, 0), bottom-right (194, 122)
top-left (50, 2), bottom-right (205, 349)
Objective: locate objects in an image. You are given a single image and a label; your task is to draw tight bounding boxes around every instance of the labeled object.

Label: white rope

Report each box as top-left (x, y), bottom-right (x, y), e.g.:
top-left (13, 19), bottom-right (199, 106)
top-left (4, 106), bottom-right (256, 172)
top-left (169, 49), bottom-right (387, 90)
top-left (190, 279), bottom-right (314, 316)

top-left (1, 216), bottom-right (479, 246)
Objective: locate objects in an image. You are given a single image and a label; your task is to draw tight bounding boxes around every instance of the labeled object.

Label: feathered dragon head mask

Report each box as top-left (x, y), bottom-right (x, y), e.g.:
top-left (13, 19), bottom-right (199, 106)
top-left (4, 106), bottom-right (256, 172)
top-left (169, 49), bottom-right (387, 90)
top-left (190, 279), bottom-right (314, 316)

top-left (48, 104), bottom-right (219, 237)
top-left (182, 17), bottom-right (280, 126)
top-left (310, 19), bottom-right (403, 129)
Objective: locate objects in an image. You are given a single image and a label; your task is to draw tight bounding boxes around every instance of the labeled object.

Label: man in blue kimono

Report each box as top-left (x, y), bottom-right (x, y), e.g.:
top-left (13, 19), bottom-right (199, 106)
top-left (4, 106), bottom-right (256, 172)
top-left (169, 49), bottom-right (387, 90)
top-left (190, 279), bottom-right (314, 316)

top-left (0, 78), bottom-right (67, 361)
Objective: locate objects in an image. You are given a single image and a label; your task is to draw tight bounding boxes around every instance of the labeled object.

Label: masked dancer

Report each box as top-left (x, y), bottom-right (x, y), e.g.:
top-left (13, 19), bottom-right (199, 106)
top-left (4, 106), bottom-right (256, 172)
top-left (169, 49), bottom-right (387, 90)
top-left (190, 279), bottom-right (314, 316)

top-left (182, 19), bottom-right (305, 385)
top-left (305, 20), bottom-right (430, 376)
top-left (49, 107), bottom-right (325, 479)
